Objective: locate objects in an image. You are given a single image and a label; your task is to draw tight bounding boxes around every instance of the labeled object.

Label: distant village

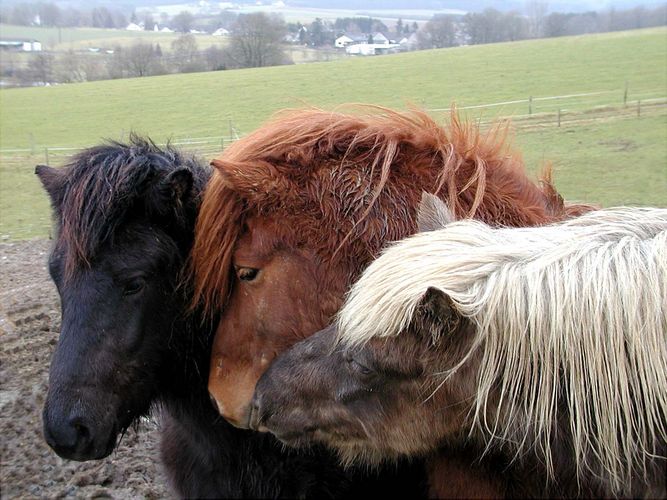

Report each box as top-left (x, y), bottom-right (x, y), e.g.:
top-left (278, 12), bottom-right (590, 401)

top-left (1, 19), bottom-right (420, 57)
top-left (1, 1), bottom-right (665, 87)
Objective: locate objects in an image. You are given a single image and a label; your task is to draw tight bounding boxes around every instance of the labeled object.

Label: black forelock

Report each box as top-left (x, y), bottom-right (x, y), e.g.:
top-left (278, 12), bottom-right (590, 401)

top-left (54, 133), bottom-right (210, 277)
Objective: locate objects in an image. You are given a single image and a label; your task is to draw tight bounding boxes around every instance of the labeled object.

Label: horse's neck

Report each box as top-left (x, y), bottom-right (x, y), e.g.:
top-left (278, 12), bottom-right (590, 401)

top-left (426, 450), bottom-right (505, 498)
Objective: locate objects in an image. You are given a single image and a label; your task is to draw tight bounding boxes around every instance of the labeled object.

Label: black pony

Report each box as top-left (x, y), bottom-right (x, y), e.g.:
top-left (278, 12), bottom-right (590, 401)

top-left (37, 136), bottom-right (426, 498)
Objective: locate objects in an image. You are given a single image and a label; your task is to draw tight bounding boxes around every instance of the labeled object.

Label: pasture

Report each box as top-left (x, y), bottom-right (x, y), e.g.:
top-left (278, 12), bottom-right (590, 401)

top-left (0, 23), bottom-right (225, 51)
top-left (0, 27), bottom-right (665, 239)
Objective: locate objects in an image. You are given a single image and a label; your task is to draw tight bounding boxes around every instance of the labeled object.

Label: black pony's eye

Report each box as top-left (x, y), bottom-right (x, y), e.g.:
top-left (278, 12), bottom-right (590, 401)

top-left (123, 277), bottom-right (146, 296)
top-left (346, 355), bottom-right (375, 377)
top-left (237, 267), bottom-right (259, 282)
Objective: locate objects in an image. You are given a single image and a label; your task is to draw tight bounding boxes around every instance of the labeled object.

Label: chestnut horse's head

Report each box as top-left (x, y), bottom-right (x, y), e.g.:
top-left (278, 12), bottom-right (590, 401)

top-left (249, 289), bottom-right (479, 464)
top-left (192, 106), bottom-right (579, 427)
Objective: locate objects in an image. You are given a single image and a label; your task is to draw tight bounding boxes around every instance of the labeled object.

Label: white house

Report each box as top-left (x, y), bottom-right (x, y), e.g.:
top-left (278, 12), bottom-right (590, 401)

top-left (371, 32), bottom-right (389, 45)
top-left (334, 34), bottom-right (354, 48)
top-left (126, 22), bottom-right (143, 31)
top-left (345, 42), bottom-right (400, 56)
top-left (212, 28), bottom-right (229, 36)
top-left (22, 40), bottom-right (42, 51)
top-left (0, 39), bottom-right (42, 52)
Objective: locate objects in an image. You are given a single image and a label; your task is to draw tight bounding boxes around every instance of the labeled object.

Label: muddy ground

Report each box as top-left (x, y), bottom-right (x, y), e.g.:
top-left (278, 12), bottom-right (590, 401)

top-left (1, 240), bottom-right (170, 499)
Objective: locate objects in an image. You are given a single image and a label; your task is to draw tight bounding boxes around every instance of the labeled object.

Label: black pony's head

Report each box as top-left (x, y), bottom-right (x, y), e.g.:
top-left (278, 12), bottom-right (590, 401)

top-left (37, 135), bottom-right (210, 461)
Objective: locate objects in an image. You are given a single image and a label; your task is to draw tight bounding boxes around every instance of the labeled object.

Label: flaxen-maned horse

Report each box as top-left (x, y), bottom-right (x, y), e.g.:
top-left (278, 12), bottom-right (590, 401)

top-left (252, 198), bottom-right (667, 498)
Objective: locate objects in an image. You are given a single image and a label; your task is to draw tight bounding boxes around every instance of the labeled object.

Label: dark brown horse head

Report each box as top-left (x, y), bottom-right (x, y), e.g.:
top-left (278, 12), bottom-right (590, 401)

top-left (248, 287), bottom-right (478, 464)
top-left (37, 136), bottom-right (209, 461)
top-left (192, 106), bottom-right (580, 427)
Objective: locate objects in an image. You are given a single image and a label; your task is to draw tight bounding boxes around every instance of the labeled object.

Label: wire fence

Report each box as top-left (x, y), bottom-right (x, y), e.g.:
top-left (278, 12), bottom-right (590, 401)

top-left (2, 87), bottom-right (666, 168)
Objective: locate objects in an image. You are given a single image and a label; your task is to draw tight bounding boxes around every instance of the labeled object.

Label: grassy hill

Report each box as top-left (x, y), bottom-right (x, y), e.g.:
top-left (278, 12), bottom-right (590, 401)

top-left (0, 27), bottom-right (665, 239)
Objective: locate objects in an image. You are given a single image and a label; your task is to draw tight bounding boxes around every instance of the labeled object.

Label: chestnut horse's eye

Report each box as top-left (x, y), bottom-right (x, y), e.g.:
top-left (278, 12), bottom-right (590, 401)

top-left (237, 267), bottom-right (259, 282)
top-left (123, 277), bottom-right (146, 296)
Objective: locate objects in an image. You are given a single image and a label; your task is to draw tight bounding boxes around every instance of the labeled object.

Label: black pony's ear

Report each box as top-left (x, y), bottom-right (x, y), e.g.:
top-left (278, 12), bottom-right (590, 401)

top-left (417, 192), bottom-right (455, 232)
top-left (419, 287), bottom-right (460, 344)
top-left (35, 164), bottom-right (66, 208)
top-left (161, 168), bottom-right (194, 204)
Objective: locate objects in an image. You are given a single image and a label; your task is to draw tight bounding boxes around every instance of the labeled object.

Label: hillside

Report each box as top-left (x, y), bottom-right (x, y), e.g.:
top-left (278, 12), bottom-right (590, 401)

top-left (0, 27), bottom-right (665, 238)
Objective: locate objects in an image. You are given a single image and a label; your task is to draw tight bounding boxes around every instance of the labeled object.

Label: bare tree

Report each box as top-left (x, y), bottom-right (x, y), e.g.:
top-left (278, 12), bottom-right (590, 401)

top-left (227, 13), bottom-right (288, 68)
top-left (171, 34), bottom-right (202, 72)
top-left (205, 45), bottom-right (228, 71)
top-left (126, 41), bottom-right (159, 77)
top-left (172, 11), bottom-right (195, 33)
top-left (57, 50), bottom-right (86, 82)
top-left (26, 53), bottom-right (54, 85)
top-left (39, 3), bottom-right (61, 27)
top-left (526, 0), bottom-right (549, 38)
top-left (418, 15), bottom-right (457, 49)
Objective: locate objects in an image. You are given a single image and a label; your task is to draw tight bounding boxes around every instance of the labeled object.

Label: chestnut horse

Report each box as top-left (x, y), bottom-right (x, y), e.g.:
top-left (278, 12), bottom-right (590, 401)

top-left (251, 199), bottom-right (667, 498)
top-left (191, 107), bottom-right (591, 494)
top-left (38, 136), bottom-right (425, 498)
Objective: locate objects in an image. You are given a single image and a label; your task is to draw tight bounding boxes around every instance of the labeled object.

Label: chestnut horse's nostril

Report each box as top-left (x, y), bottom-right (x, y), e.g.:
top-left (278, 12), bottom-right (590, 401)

top-left (248, 395), bottom-right (262, 431)
top-left (209, 393), bottom-right (221, 414)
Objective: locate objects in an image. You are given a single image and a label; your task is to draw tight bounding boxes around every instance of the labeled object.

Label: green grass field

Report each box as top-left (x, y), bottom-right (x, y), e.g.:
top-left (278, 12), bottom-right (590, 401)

top-left (1, 27), bottom-right (665, 239)
top-left (0, 23), bottom-right (223, 50)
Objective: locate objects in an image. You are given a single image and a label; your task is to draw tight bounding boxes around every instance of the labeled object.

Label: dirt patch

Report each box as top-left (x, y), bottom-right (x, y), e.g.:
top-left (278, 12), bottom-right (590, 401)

top-left (1, 240), bottom-right (171, 499)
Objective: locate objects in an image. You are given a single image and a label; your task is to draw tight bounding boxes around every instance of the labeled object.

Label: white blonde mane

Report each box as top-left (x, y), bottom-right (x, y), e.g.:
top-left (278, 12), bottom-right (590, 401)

top-left (337, 207), bottom-right (667, 493)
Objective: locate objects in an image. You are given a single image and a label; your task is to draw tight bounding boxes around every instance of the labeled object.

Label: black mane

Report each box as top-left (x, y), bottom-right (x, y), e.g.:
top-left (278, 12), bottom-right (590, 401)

top-left (45, 134), bottom-right (209, 277)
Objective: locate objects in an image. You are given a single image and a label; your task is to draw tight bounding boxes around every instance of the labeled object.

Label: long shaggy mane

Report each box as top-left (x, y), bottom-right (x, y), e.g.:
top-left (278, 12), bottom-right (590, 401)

top-left (337, 207), bottom-right (667, 494)
top-left (192, 105), bottom-right (590, 315)
top-left (47, 134), bottom-right (209, 278)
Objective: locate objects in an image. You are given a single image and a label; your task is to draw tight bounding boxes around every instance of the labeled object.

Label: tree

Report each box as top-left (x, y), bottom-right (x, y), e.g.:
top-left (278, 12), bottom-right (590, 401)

top-left (91, 7), bottom-right (114, 28)
top-left (526, 0), bottom-right (549, 38)
top-left (126, 41), bottom-right (158, 77)
top-left (308, 18), bottom-right (332, 46)
top-left (10, 4), bottom-right (35, 25)
top-left (172, 11), bottom-right (195, 33)
top-left (171, 34), bottom-right (201, 72)
top-left (144, 13), bottom-right (155, 31)
top-left (56, 50), bottom-right (86, 83)
top-left (60, 8), bottom-right (82, 27)
top-left (227, 13), bottom-right (288, 68)
top-left (205, 45), bottom-right (227, 71)
top-left (418, 15), bottom-right (457, 49)
top-left (396, 18), bottom-right (403, 36)
top-left (27, 53), bottom-right (54, 85)
top-left (39, 3), bottom-right (61, 27)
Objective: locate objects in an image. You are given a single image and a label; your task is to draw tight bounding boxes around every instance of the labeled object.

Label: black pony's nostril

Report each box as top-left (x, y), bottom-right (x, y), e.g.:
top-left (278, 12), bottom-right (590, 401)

top-left (71, 419), bottom-right (90, 440)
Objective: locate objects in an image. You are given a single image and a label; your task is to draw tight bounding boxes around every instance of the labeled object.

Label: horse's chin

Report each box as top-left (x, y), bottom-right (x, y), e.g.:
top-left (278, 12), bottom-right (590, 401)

top-left (334, 441), bottom-right (400, 469)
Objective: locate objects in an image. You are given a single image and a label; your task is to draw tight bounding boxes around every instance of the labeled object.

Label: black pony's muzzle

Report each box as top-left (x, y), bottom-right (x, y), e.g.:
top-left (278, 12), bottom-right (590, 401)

top-left (42, 404), bottom-right (115, 461)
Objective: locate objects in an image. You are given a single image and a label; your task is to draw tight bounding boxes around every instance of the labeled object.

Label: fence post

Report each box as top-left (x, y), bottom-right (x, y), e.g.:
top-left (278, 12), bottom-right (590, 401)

top-left (557, 109), bottom-right (561, 127)
top-left (528, 96), bottom-right (533, 115)
top-left (637, 100), bottom-right (641, 117)
top-left (623, 81), bottom-right (628, 107)
top-left (44, 147), bottom-right (49, 165)
top-left (221, 137), bottom-right (225, 151)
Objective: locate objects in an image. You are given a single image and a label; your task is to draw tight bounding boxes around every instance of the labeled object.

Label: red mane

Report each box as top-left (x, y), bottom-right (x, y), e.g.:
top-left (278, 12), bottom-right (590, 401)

top-left (192, 106), bottom-right (589, 315)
